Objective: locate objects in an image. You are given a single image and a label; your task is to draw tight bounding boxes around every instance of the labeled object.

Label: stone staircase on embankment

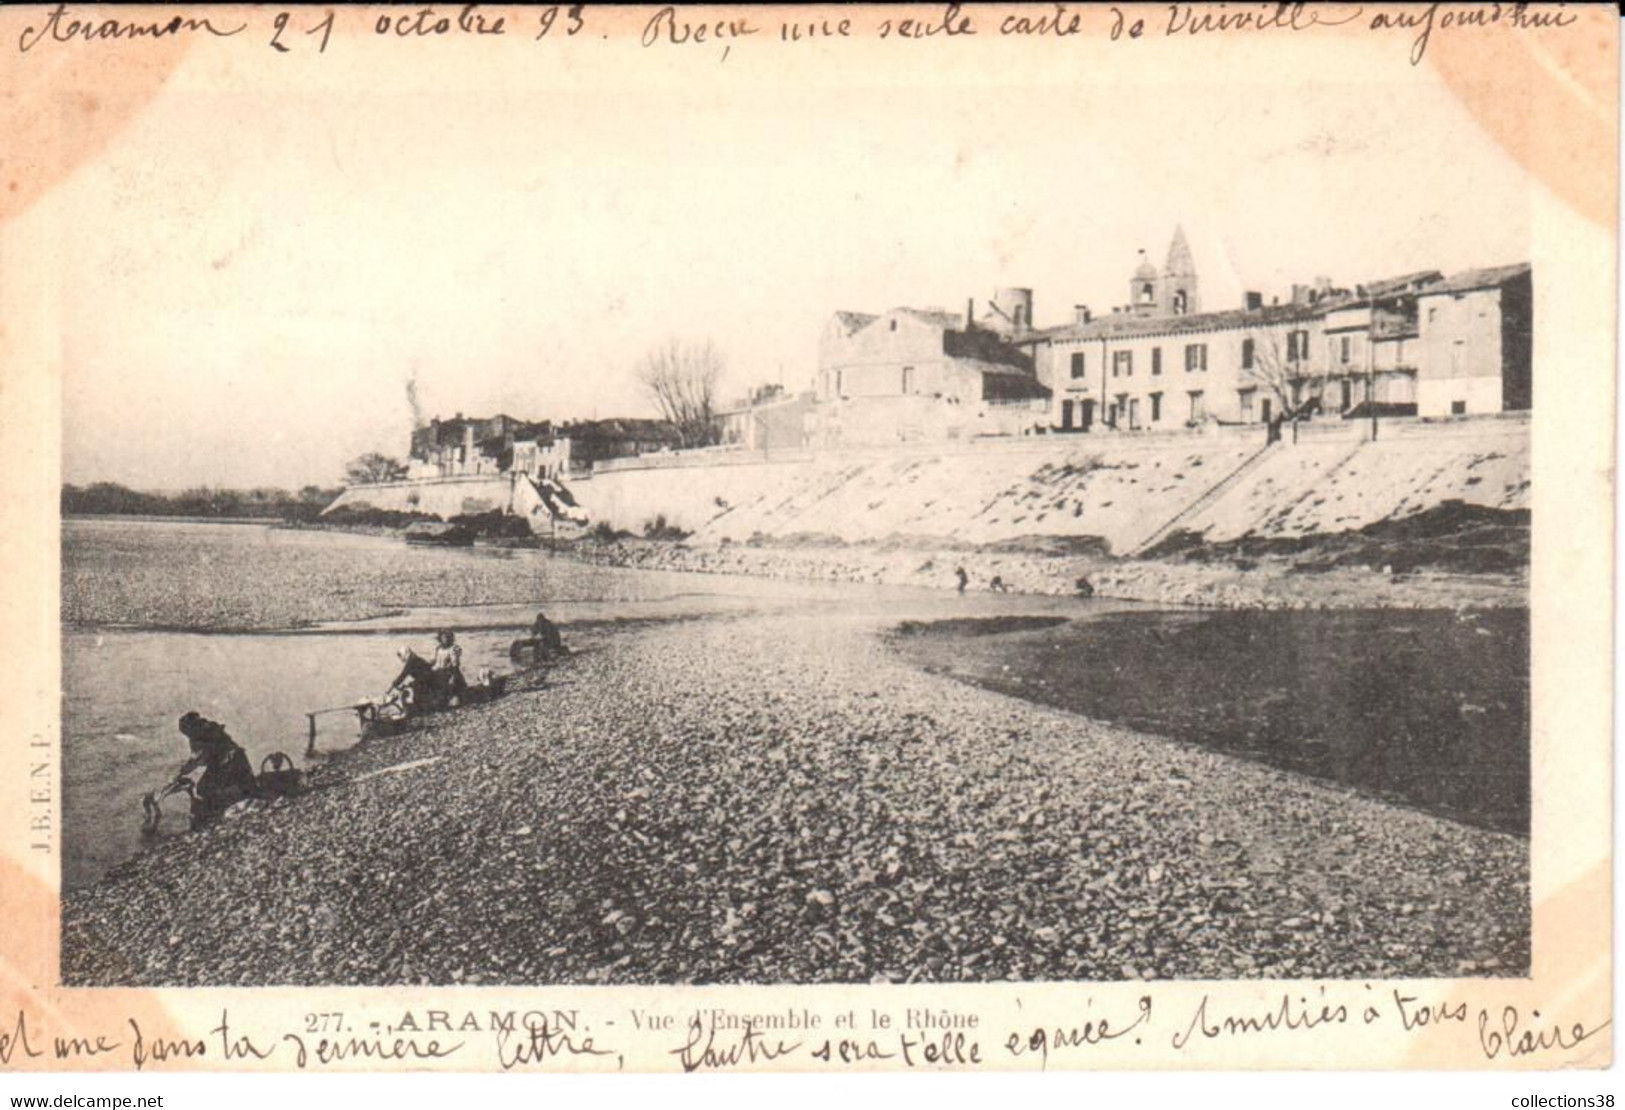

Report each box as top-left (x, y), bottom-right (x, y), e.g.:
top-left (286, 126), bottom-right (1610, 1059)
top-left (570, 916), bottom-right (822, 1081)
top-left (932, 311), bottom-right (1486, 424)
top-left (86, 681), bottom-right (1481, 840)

top-left (1126, 440), bottom-right (1279, 556)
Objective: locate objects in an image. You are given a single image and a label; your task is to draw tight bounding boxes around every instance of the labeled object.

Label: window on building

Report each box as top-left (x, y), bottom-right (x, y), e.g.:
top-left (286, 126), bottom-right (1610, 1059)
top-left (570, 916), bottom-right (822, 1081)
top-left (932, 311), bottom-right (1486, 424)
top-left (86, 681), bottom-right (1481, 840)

top-left (1184, 343), bottom-right (1208, 373)
top-left (1151, 347), bottom-right (1163, 375)
top-left (1188, 390), bottom-right (1206, 423)
top-left (901, 366), bottom-right (915, 394)
top-left (1452, 400), bottom-right (1467, 415)
top-left (1341, 378), bottom-right (1353, 411)
top-left (1239, 389), bottom-right (1255, 422)
top-left (1241, 338), bottom-right (1255, 370)
top-left (1150, 392), bottom-right (1163, 422)
top-left (1070, 351), bottom-right (1087, 380)
top-left (1287, 330), bottom-right (1309, 361)
top-left (1113, 350), bottom-right (1133, 377)
top-left (1339, 335), bottom-right (1352, 364)
top-left (1172, 290), bottom-right (1187, 315)
top-left (1128, 398), bottom-right (1141, 429)
top-left (835, 371), bottom-right (843, 397)
top-left (1140, 283), bottom-right (1155, 304)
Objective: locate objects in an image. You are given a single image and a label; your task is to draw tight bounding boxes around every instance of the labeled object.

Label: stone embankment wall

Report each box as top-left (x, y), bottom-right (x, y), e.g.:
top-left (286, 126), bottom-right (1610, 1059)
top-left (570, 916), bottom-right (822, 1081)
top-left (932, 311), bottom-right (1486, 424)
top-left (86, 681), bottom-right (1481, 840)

top-left (578, 414), bottom-right (1529, 554)
top-left (324, 474), bottom-right (568, 525)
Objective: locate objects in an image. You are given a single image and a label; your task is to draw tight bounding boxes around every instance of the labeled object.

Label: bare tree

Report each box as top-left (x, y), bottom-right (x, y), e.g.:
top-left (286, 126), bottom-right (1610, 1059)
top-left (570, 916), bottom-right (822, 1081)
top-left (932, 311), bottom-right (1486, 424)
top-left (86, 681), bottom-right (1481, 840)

top-left (634, 338), bottom-right (724, 448)
top-left (344, 452), bottom-right (409, 485)
top-left (1242, 329), bottom-right (1328, 433)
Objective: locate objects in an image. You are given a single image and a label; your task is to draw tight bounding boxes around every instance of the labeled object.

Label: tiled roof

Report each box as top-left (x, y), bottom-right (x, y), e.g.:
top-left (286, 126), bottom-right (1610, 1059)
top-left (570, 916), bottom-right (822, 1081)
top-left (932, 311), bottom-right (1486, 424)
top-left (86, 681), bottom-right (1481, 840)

top-left (1362, 270), bottom-right (1443, 297)
top-left (831, 310), bottom-right (879, 335)
top-left (1422, 262), bottom-right (1531, 295)
top-left (833, 307), bottom-right (974, 334)
top-left (1026, 300), bottom-right (1331, 345)
top-left (893, 307), bottom-right (967, 330)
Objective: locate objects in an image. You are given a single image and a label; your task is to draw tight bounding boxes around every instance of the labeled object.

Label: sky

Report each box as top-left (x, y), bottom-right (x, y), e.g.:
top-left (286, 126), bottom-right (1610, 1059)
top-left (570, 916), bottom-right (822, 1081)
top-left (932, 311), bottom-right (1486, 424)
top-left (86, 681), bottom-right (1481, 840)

top-left (38, 20), bottom-right (1535, 490)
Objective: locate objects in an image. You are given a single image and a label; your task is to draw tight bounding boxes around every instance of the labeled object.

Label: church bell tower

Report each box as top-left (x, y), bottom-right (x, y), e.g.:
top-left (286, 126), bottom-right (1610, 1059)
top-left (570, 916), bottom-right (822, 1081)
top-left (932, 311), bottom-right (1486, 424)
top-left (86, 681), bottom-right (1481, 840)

top-left (1129, 250), bottom-right (1159, 317)
top-left (1160, 224), bottom-right (1199, 316)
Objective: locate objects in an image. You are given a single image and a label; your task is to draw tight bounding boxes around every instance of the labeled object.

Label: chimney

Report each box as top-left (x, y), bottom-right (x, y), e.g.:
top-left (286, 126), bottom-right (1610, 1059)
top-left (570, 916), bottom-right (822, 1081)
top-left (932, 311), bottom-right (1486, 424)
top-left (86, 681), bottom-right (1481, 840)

top-left (1290, 283), bottom-right (1312, 306)
top-left (965, 297), bottom-right (975, 330)
top-left (1244, 291), bottom-right (1263, 311)
top-left (1074, 304), bottom-right (1092, 325)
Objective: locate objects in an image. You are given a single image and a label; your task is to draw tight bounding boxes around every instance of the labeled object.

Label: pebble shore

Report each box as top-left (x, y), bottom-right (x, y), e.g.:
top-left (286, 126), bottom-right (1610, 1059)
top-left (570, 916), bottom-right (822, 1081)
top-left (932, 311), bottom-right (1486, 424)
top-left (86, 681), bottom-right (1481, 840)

top-left (585, 539), bottom-right (1526, 610)
top-left (62, 609), bottom-right (1529, 987)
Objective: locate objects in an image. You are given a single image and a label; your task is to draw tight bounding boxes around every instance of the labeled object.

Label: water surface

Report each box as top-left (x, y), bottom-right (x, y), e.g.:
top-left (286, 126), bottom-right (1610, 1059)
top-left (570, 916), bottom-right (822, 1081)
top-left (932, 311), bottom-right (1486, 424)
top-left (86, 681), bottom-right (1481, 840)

top-left (892, 608), bottom-right (1529, 835)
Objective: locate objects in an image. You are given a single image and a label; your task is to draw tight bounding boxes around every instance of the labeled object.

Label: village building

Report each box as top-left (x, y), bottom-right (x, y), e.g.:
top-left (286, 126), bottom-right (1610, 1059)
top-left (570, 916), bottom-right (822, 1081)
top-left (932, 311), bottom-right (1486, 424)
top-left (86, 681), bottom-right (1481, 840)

top-left (561, 418), bottom-right (685, 469)
top-left (407, 413), bottom-right (682, 480)
top-left (718, 384), bottom-right (816, 452)
top-left (508, 436), bottom-right (572, 482)
top-left (407, 413), bottom-right (527, 478)
top-left (808, 293), bottom-right (1052, 447)
top-left (1020, 231), bottom-right (1531, 433)
top-left (1413, 263), bottom-right (1533, 415)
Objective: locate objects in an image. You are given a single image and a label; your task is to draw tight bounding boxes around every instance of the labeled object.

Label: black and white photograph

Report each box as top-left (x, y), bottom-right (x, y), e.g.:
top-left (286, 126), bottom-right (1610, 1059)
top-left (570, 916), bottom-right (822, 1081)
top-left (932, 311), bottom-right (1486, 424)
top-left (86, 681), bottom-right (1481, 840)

top-left (1, 0), bottom-right (1614, 1082)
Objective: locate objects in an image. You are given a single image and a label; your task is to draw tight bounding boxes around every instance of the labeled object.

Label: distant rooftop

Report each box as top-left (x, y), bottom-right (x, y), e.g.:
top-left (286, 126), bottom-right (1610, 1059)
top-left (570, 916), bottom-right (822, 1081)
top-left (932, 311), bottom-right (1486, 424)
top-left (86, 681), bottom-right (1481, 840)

top-left (1025, 300), bottom-right (1329, 345)
top-left (1423, 262), bottom-right (1532, 295)
top-left (1024, 261), bottom-right (1531, 343)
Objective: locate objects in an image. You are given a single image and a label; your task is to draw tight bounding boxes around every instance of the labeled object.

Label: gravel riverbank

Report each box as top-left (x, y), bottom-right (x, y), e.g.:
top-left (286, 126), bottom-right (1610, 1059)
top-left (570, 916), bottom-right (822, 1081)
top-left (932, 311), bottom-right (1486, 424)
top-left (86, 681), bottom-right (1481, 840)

top-left (62, 609), bottom-right (1528, 986)
top-left (582, 538), bottom-right (1526, 610)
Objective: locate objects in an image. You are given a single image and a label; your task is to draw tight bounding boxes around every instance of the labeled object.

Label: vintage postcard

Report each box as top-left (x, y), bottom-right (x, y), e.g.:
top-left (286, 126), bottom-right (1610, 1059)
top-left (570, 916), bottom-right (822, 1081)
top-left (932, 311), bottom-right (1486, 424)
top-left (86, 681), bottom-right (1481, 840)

top-left (0, 1), bottom-right (1614, 1078)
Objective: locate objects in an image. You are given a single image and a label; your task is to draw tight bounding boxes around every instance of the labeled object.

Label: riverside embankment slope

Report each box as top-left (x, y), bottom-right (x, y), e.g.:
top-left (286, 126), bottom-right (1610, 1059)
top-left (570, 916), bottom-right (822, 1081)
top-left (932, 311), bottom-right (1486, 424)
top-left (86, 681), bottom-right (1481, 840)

top-left (319, 417), bottom-right (1527, 608)
top-left (581, 415), bottom-right (1527, 553)
top-left (62, 601), bottom-right (1529, 987)
top-left (576, 415), bottom-right (1528, 607)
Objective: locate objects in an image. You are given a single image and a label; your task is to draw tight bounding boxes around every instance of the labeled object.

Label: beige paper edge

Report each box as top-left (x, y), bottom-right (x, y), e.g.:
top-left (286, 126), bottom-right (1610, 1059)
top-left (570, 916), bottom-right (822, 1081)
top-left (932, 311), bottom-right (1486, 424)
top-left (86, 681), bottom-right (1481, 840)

top-left (0, 3), bottom-right (1613, 1074)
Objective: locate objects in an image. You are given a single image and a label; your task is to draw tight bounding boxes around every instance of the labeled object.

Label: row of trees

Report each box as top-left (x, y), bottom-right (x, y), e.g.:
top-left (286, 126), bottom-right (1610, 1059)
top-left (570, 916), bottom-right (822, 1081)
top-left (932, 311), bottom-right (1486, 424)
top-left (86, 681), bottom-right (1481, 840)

top-left (65, 453), bottom-right (414, 520)
top-left (62, 482), bottom-right (343, 522)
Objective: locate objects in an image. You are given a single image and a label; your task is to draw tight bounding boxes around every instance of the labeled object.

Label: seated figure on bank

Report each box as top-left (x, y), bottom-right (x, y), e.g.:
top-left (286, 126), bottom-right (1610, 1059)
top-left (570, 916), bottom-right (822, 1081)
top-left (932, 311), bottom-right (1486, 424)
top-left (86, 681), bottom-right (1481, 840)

top-left (431, 630), bottom-right (469, 703)
top-left (174, 711), bottom-right (257, 826)
top-left (509, 611), bottom-right (569, 668)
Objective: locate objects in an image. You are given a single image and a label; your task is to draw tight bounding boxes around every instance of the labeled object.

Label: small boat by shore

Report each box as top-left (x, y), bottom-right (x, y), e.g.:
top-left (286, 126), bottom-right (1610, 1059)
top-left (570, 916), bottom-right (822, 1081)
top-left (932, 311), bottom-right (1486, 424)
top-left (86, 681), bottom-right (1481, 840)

top-left (402, 521), bottom-right (476, 547)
